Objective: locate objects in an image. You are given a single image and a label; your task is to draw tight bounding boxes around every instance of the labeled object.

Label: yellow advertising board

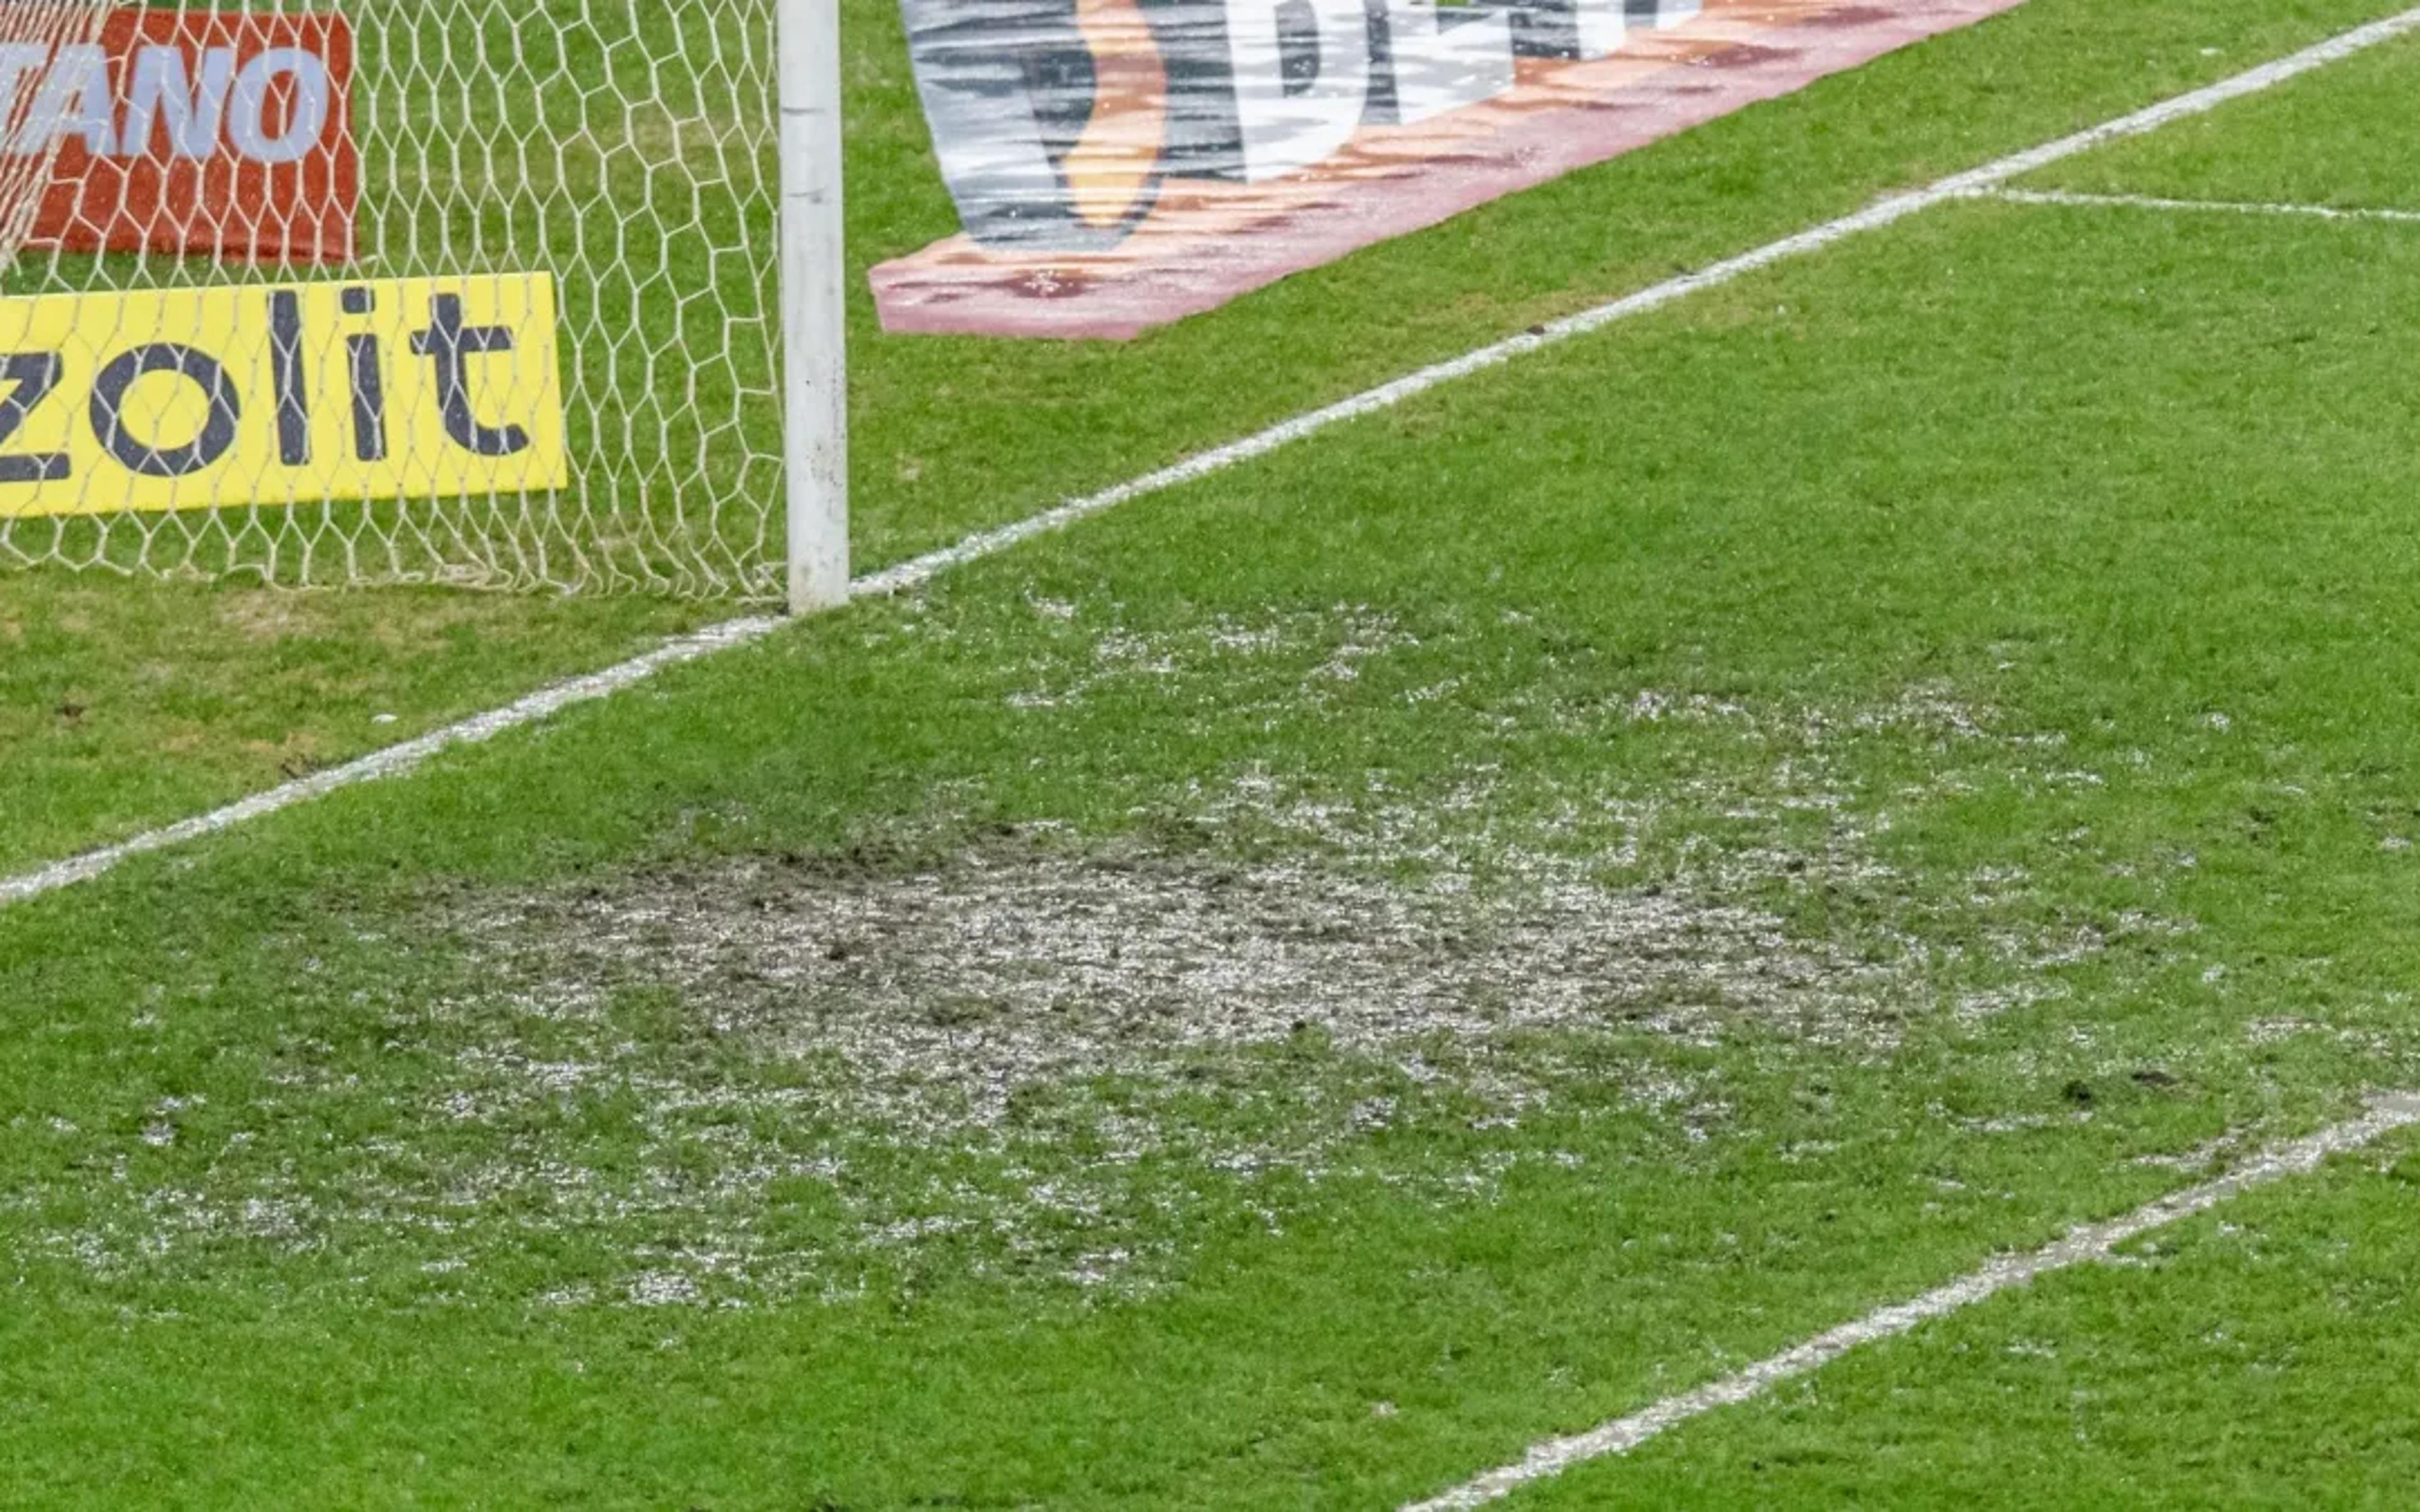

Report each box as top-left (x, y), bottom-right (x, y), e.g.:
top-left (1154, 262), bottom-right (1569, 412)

top-left (0, 272), bottom-right (567, 517)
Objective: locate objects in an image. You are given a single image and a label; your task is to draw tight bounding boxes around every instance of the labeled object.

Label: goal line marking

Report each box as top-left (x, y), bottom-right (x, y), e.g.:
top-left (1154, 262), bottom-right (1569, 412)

top-left (1980, 185), bottom-right (2420, 224)
top-left (0, 614), bottom-right (786, 908)
top-left (6, 1), bottom-right (2419, 912)
top-left (1400, 1091), bottom-right (2420, 1511)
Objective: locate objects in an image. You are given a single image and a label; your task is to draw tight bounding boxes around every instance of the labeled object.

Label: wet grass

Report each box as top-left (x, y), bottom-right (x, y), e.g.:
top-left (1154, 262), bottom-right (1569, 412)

top-left (10, 29), bottom-right (2420, 1497)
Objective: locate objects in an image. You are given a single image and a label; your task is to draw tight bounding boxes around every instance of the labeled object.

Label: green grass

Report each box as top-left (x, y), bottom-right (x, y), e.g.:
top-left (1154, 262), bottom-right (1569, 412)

top-left (1509, 1137), bottom-right (2420, 1509)
top-left (0, 573), bottom-right (704, 870)
top-left (8, 9), bottom-right (2420, 1503)
top-left (0, 0), bottom-right (2402, 877)
top-left (2033, 22), bottom-right (2420, 208)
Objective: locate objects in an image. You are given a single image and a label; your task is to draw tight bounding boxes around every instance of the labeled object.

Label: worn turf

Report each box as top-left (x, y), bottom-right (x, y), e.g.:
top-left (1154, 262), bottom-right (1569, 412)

top-left (8, 18), bottom-right (2420, 1500)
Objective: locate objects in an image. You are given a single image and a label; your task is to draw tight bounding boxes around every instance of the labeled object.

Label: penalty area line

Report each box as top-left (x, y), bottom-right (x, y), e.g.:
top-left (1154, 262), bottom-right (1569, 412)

top-left (1979, 186), bottom-right (2420, 225)
top-left (6, 1), bottom-right (2420, 912)
top-left (1401, 1091), bottom-right (2420, 1512)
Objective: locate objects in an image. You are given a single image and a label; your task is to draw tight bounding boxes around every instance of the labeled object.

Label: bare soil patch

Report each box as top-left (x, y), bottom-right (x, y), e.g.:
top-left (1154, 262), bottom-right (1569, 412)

top-left (454, 833), bottom-right (1909, 1136)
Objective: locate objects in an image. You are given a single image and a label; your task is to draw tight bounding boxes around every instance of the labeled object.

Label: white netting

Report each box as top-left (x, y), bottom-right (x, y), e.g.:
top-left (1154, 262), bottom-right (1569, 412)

top-left (0, 0), bottom-right (783, 597)
top-left (0, 3), bottom-right (112, 255)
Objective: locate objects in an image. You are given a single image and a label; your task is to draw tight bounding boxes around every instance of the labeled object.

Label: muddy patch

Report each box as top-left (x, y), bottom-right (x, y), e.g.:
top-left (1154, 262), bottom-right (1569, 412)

top-left (450, 839), bottom-right (1904, 1138)
top-left (153, 810), bottom-right (1916, 1307)
top-left (26, 678), bottom-right (2174, 1308)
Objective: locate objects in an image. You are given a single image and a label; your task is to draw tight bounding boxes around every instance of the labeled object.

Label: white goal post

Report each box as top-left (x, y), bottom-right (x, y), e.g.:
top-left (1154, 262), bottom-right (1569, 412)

top-left (0, 0), bottom-right (848, 605)
top-left (776, 0), bottom-right (849, 614)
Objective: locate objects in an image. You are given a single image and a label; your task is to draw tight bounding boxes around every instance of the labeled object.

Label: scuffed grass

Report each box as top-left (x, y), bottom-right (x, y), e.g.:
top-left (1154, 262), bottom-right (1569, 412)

top-left (42, 687), bottom-right (2157, 1312)
top-left (13, 10), bottom-right (2420, 1504)
top-left (24, 698), bottom-right (2150, 1310)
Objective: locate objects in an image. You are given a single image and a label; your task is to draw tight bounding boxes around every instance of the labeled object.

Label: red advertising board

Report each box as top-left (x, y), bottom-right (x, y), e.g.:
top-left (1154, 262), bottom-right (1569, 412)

top-left (14, 9), bottom-right (357, 264)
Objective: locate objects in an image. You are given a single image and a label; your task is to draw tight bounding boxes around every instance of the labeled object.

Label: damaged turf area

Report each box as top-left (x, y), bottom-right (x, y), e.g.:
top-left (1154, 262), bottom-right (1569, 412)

top-left (18, 70), bottom-right (2420, 1496)
top-left (18, 663), bottom-right (2224, 1312)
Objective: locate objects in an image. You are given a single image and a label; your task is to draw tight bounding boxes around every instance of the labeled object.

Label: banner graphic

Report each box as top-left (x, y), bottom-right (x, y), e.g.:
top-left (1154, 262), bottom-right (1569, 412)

top-left (0, 272), bottom-right (568, 518)
top-left (7, 9), bottom-right (358, 264)
top-left (875, 0), bottom-right (2027, 338)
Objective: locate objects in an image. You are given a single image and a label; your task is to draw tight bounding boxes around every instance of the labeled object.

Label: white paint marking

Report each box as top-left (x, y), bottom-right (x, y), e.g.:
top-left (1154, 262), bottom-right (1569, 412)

top-left (1403, 1091), bottom-right (2420, 1511)
top-left (1983, 185), bottom-right (2420, 224)
top-left (0, 616), bottom-right (785, 909)
top-left (7, 4), bottom-right (2420, 912)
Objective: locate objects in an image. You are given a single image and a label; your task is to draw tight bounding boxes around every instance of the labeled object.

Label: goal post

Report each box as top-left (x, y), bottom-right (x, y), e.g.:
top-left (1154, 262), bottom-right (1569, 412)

top-left (776, 0), bottom-right (850, 615)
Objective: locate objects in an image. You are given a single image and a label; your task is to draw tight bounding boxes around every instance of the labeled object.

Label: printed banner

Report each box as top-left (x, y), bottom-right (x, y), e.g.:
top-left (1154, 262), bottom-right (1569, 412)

top-left (0, 273), bottom-right (568, 518)
top-left (875, 0), bottom-right (2027, 339)
top-left (9, 9), bottom-right (358, 264)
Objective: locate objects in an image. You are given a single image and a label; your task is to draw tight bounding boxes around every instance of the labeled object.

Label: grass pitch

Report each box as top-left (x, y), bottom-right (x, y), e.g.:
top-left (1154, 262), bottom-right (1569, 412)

top-left (9, 2), bottom-right (2420, 1508)
top-left (0, 0), bottom-right (2396, 874)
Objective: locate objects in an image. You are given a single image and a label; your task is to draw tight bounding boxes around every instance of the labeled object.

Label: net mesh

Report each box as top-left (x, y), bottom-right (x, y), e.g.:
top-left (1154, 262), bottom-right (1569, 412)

top-left (0, 0), bottom-right (783, 597)
top-left (0, 3), bottom-right (114, 257)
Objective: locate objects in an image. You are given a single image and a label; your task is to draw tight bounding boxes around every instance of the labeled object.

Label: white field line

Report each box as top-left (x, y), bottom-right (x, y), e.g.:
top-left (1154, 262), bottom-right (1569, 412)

top-left (0, 615), bottom-right (785, 908)
top-left (7, 4), bottom-right (2420, 914)
top-left (1403, 1091), bottom-right (2420, 1512)
top-left (1985, 185), bottom-right (2420, 224)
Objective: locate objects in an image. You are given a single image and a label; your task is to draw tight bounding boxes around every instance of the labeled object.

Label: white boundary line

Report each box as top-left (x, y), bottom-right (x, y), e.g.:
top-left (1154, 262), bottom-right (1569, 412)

top-left (1983, 185), bottom-right (2420, 224)
top-left (1402, 1091), bottom-right (2420, 1511)
top-left (6, 2), bottom-right (2420, 913)
top-left (0, 614), bottom-right (786, 908)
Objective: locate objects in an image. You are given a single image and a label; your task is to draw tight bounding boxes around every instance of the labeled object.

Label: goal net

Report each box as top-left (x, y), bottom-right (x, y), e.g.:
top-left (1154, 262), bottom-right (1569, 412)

top-left (0, 0), bottom-right (784, 597)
